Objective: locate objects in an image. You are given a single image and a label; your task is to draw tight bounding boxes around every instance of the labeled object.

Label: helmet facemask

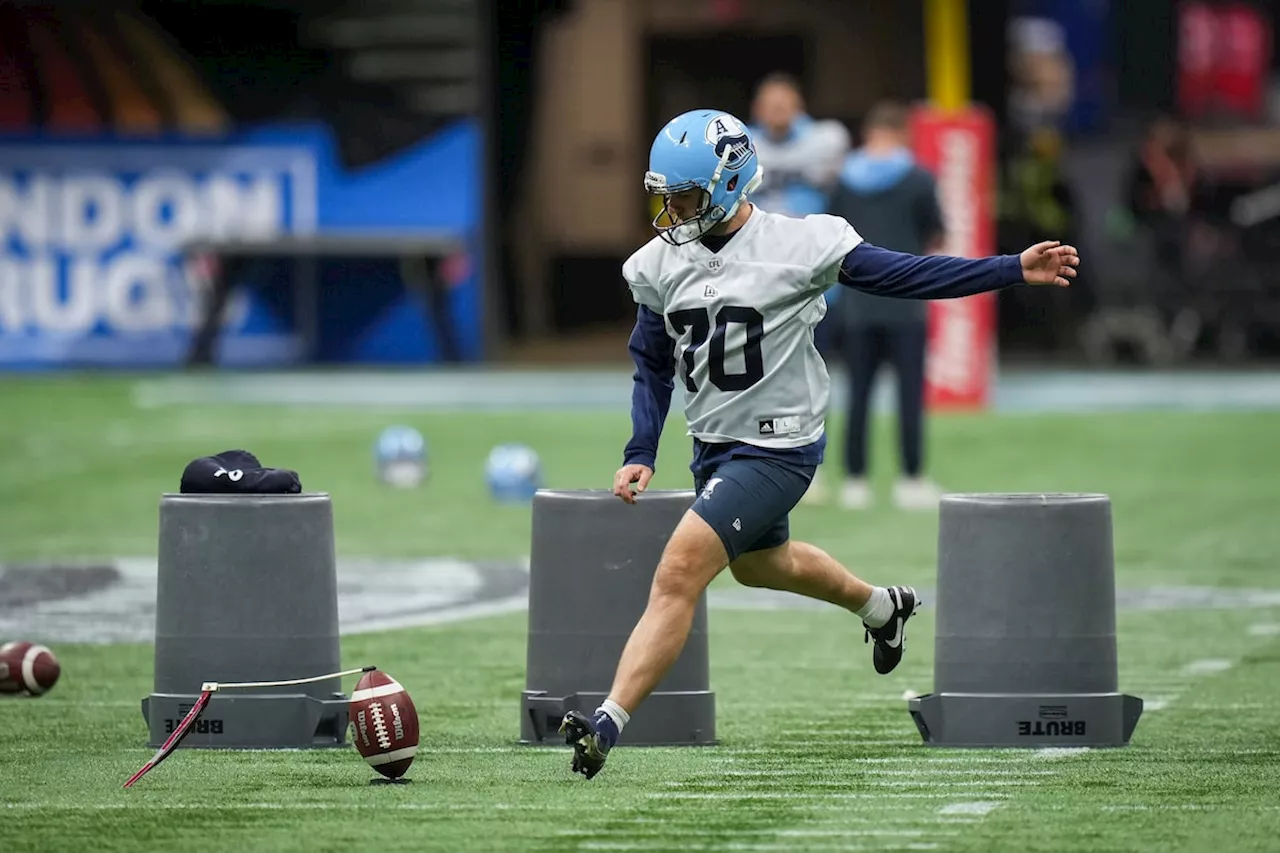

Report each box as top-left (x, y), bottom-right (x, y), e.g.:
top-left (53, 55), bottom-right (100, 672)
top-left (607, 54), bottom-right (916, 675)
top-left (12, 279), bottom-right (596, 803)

top-left (645, 146), bottom-right (740, 246)
top-left (648, 183), bottom-right (720, 246)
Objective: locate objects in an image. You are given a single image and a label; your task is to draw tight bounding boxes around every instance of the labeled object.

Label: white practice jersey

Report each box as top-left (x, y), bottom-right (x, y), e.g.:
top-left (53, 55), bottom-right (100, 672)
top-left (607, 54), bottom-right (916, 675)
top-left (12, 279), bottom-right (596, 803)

top-left (623, 206), bottom-right (863, 448)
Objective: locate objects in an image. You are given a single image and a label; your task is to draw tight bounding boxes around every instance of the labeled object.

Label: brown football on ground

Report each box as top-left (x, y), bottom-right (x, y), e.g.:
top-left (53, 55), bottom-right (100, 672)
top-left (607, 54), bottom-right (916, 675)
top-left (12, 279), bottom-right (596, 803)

top-left (348, 670), bottom-right (419, 779)
top-left (0, 641), bottom-right (61, 696)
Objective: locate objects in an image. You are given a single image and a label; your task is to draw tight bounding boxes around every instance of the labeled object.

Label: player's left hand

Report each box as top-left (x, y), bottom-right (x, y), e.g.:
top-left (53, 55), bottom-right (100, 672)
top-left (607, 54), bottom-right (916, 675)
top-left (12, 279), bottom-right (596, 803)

top-left (613, 464), bottom-right (654, 505)
top-left (1019, 240), bottom-right (1080, 287)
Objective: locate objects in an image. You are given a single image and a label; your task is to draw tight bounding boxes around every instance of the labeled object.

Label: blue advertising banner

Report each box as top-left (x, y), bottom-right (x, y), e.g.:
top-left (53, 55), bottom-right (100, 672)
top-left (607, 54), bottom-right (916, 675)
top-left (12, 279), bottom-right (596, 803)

top-left (0, 120), bottom-right (481, 369)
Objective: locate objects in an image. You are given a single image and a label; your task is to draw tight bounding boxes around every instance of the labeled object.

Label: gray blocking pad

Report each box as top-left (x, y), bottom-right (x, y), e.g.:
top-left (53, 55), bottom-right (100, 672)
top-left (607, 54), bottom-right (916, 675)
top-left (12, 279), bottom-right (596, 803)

top-left (140, 493), bottom-right (350, 749)
top-left (520, 489), bottom-right (716, 746)
top-left (909, 493), bottom-right (1143, 747)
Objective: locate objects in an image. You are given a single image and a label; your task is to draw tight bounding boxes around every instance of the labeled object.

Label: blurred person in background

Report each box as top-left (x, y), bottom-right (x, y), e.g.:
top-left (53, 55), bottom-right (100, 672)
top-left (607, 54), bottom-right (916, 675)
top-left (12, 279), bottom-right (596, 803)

top-left (749, 72), bottom-right (850, 359)
top-left (997, 126), bottom-right (1081, 351)
top-left (816, 101), bottom-right (946, 510)
top-left (1125, 115), bottom-right (1199, 235)
top-left (1120, 116), bottom-right (1204, 317)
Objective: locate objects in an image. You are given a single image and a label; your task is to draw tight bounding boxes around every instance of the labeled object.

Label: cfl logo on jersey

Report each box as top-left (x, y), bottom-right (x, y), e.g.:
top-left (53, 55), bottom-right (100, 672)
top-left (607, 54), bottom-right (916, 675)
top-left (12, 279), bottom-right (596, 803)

top-left (705, 257), bottom-right (724, 274)
top-left (704, 115), bottom-right (753, 172)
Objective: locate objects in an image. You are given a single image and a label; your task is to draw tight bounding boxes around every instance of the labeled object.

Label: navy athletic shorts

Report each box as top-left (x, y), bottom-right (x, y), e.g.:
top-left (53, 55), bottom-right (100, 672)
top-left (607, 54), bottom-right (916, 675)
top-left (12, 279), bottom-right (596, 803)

top-left (690, 454), bottom-right (816, 562)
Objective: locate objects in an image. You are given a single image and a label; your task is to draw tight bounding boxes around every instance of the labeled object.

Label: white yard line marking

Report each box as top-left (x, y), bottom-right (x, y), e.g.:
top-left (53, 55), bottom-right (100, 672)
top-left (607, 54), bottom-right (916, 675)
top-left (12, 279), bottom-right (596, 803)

top-left (580, 844), bottom-right (940, 852)
top-left (715, 740), bottom-right (920, 750)
top-left (559, 829), bottom-right (958, 839)
top-left (843, 756), bottom-right (1050, 764)
top-left (1143, 697), bottom-right (1173, 712)
top-left (2, 802), bottom-right (542, 812)
top-left (1102, 804), bottom-right (1280, 812)
top-left (583, 840), bottom-right (942, 845)
top-left (707, 769), bottom-right (1058, 778)
top-left (1248, 623), bottom-right (1280, 636)
top-left (647, 792), bottom-right (1010, 801)
top-left (1181, 659), bottom-right (1234, 676)
top-left (937, 801), bottom-right (1002, 816)
top-left (11, 701), bottom-right (141, 708)
top-left (777, 727), bottom-right (910, 736)
top-left (1032, 748), bottom-right (1092, 760)
top-left (616, 816), bottom-right (964, 827)
top-left (666, 780), bottom-right (1039, 789)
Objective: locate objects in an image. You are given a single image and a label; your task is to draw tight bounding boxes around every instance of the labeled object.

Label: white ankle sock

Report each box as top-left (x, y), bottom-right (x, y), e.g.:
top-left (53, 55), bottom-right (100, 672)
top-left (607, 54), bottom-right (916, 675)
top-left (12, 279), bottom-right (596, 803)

top-left (598, 698), bottom-right (630, 733)
top-left (856, 586), bottom-right (894, 628)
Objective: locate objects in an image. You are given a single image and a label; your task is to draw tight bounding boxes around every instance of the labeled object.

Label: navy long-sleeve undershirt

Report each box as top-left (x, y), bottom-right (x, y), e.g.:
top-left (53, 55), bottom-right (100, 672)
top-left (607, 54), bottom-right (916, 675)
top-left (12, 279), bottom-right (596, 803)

top-left (623, 243), bottom-right (1025, 470)
top-left (838, 242), bottom-right (1025, 299)
top-left (623, 304), bottom-right (675, 470)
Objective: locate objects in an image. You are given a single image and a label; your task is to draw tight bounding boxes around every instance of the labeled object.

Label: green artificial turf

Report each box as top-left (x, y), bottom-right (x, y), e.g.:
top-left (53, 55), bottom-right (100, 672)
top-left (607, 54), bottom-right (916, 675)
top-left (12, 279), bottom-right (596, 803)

top-left (1, 375), bottom-right (1278, 852)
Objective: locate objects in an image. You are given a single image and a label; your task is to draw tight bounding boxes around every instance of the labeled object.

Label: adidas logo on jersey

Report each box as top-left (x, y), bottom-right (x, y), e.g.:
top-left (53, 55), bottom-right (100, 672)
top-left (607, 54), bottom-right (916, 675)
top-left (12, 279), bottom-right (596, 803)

top-left (758, 416), bottom-right (801, 436)
top-left (703, 284), bottom-right (719, 299)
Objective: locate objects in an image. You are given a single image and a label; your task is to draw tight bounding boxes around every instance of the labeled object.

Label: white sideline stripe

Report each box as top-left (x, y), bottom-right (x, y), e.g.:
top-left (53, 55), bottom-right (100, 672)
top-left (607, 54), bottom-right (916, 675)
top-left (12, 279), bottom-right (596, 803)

top-left (365, 745), bottom-right (417, 766)
top-left (937, 801), bottom-right (1002, 816)
top-left (1144, 698), bottom-right (1172, 712)
top-left (1181, 659), bottom-right (1234, 676)
top-left (21, 645), bottom-right (51, 695)
top-left (1248, 623), bottom-right (1280, 636)
top-left (349, 680), bottom-right (406, 702)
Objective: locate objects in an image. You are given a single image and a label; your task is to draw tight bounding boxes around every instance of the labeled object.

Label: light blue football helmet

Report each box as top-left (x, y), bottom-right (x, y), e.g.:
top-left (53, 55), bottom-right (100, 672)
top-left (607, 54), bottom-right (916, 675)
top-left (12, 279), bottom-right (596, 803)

top-left (645, 109), bottom-right (765, 245)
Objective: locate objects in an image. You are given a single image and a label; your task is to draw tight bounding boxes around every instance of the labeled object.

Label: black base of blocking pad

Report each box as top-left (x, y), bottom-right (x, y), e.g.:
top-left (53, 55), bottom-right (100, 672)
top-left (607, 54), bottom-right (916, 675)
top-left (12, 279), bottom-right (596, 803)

top-left (908, 692), bottom-right (1144, 748)
top-left (142, 692), bottom-right (351, 749)
top-left (520, 690), bottom-right (717, 746)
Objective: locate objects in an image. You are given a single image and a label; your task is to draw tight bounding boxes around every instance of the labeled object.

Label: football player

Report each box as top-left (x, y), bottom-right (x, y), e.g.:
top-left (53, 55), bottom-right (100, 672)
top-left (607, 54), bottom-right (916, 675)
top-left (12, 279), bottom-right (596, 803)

top-left (560, 109), bottom-right (1078, 779)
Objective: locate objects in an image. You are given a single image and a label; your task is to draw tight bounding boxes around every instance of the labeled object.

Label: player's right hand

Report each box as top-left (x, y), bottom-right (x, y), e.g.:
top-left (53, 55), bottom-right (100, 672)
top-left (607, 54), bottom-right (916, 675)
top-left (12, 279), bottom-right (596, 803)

top-left (613, 464), bottom-right (654, 504)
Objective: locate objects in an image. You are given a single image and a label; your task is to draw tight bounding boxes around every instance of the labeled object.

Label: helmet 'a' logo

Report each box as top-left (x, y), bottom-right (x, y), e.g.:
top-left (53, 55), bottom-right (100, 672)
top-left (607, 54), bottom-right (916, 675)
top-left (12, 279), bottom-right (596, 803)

top-left (705, 114), bottom-right (753, 172)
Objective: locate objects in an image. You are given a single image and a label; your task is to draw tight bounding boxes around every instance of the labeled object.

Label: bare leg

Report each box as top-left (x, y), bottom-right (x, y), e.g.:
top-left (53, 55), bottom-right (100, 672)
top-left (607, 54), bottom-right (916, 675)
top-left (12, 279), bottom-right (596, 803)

top-left (607, 509), bottom-right (728, 713)
top-left (729, 540), bottom-right (874, 614)
top-left (728, 540), bottom-right (918, 679)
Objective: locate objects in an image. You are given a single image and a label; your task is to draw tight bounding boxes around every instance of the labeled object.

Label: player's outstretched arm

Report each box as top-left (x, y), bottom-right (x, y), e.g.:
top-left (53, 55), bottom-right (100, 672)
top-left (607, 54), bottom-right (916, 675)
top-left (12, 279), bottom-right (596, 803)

top-left (837, 240), bottom-right (1079, 300)
top-left (617, 305), bottom-right (674, 504)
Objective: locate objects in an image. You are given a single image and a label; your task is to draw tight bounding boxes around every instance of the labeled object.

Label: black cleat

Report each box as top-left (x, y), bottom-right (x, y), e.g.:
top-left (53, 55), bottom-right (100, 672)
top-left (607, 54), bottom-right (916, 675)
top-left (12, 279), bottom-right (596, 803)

top-left (559, 710), bottom-right (617, 780)
top-left (863, 585), bottom-right (920, 674)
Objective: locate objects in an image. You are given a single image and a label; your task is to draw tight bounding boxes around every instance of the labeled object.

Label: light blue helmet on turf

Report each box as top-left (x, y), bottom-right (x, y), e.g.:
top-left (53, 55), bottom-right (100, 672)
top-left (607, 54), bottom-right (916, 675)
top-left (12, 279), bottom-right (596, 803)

top-left (645, 109), bottom-right (764, 245)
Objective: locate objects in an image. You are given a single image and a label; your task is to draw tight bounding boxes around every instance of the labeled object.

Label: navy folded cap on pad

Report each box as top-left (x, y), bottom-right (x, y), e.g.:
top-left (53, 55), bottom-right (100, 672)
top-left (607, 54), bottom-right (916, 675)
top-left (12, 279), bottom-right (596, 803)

top-left (180, 449), bottom-right (302, 495)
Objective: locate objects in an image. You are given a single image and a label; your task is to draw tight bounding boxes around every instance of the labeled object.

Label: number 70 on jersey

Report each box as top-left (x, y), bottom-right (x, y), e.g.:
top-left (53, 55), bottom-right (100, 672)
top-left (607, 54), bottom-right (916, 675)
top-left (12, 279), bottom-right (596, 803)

top-left (668, 305), bottom-right (765, 393)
